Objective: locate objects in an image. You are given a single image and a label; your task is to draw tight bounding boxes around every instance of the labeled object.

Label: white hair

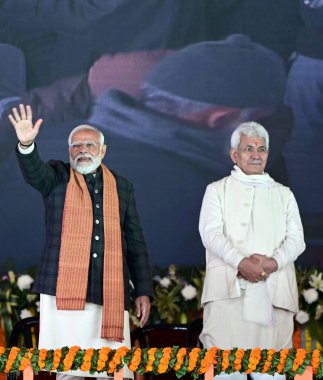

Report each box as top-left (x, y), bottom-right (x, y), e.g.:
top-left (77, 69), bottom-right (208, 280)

top-left (68, 124), bottom-right (104, 146)
top-left (230, 121), bottom-right (269, 150)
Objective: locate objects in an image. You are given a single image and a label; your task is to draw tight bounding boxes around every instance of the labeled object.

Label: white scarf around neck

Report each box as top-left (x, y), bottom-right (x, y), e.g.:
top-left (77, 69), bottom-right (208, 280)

top-left (231, 165), bottom-right (277, 188)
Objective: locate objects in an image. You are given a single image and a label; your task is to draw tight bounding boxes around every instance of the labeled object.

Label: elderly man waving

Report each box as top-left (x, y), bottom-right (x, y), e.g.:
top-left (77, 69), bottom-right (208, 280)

top-left (9, 104), bottom-right (153, 380)
top-left (199, 121), bottom-right (305, 380)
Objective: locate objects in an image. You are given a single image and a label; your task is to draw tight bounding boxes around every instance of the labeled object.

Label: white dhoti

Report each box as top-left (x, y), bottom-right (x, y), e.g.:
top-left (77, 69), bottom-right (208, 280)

top-left (39, 294), bottom-right (133, 379)
top-left (200, 295), bottom-right (294, 350)
top-left (200, 294), bottom-right (293, 380)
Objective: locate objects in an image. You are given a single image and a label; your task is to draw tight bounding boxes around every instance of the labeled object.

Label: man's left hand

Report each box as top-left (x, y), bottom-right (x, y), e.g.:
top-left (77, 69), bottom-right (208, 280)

top-left (251, 254), bottom-right (278, 276)
top-left (135, 296), bottom-right (150, 327)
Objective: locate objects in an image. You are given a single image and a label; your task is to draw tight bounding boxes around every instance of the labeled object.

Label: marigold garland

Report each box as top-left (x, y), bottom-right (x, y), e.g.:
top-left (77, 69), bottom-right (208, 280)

top-left (173, 347), bottom-right (187, 372)
top-left (221, 349), bottom-right (231, 372)
top-left (37, 348), bottom-right (48, 371)
top-left (144, 347), bottom-right (157, 373)
top-left (0, 346), bottom-right (322, 378)
top-left (198, 346), bottom-right (218, 374)
top-left (246, 348), bottom-right (262, 374)
top-left (293, 349), bottom-right (307, 372)
top-left (52, 349), bottom-right (62, 371)
top-left (234, 348), bottom-right (245, 372)
top-left (276, 348), bottom-right (290, 374)
top-left (18, 350), bottom-right (33, 371)
top-left (63, 346), bottom-right (80, 372)
top-left (79, 348), bottom-right (94, 372)
top-left (188, 348), bottom-right (201, 372)
top-left (108, 346), bottom-right (128, 374)
top-left (128, 347), bottom-right (141, 372)
top-left (96, 347), bottom-right (111, 372)
top-left (4, 346), bottom-right (20, 373)
top-left (311, 349), bottom-right (321, 375)
top-left (261, 348), bottom-right (275, 373)
top-left (157, 347), bottom-right (172, 374)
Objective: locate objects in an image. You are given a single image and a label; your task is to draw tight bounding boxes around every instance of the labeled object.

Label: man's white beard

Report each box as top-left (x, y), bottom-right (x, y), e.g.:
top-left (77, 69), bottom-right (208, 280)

top-left (70, 152), bottom-right (102, 174)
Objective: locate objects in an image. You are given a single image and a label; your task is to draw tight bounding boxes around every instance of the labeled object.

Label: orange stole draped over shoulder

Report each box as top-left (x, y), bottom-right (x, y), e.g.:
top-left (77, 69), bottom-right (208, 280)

top-left (56, 165), bottom-right (124, 342)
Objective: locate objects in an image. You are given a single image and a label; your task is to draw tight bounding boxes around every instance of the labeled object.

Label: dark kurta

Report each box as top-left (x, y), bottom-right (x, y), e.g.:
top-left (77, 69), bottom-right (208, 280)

top-left (16, 145), bottom-right (153, 310)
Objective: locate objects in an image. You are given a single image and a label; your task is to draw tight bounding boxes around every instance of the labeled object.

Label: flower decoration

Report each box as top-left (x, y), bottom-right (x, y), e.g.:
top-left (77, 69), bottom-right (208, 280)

top-left (17, 275), bottom-right (34, 291)
top-left (296, 267), bottom-right (323, 344)
top-left (133, 265), bottom-right (204, 325)
top-left (295, 310), bottom-right (310, 325)
top-left (0, 270), bottom-right (39, 344)
top-left (303, 289), bottom-right (319, 304)
top-left (181, 285), bottom-right (198, 301)
top-left (0, 346), bottom-right (322, 378)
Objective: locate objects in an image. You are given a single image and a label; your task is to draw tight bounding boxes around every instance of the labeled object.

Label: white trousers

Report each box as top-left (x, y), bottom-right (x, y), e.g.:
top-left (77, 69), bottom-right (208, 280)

top-left (200, 297), bottom-right (294, 350)
top-left (39, 294), bottom-right (133, 379)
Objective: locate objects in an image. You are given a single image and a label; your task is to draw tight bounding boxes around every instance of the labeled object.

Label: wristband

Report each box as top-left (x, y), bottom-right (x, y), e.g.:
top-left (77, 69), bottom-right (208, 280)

top-left (19, 141), bottom-right (34, 148)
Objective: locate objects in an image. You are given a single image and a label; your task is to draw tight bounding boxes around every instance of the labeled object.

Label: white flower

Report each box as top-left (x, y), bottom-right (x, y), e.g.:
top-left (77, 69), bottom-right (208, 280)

top-left (20, 309), bottom-right (32, 319)
top-left (160, 277), bottom-right (171, 288)
top-left (26, 294), bottom-right (38, 302)
top-left (17, 274), bottom-right (34, 291)
top-left (302, 288), bottom-right (319, 304)
top-left (181, 284), bottom-right (197, 300)
top-left (315, 304), bottom-right (323, 320)
top-left (295, 310), bottom-right (310, 324)
top-left (309, 271), bottom-right (323, 292)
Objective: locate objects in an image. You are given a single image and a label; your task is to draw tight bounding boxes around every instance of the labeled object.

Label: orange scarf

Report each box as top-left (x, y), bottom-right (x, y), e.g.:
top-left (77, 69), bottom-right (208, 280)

top-left (56, 164), bottom-right (124, 342)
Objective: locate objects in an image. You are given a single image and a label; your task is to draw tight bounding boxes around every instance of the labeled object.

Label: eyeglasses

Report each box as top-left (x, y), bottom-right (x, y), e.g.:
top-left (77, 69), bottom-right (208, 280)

top-left (69, 141), bottom-right (100, 151)
top-left (240, 146), bottom-right (268, 154)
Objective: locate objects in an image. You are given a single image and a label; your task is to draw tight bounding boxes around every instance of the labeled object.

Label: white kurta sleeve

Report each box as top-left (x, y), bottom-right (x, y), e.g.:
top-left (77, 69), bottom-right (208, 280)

top-left (272, 191), bottom-right (306, 269)
top-left (199, 183), bottom-right (245, 269)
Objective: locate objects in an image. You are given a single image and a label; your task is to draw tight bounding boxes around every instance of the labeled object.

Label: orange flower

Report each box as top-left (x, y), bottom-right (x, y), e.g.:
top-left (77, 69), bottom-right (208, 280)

top-left (63, 346), bottom-right (80, 371)
top-left (18, 351), bottom-right (33, 371)
top-left (199, 347), bottom-right (218, 374)
top-left (52, 349), bottom-right (62, 371)
top-left (261, 349), bottom-right (275, 373)
top-left (157, 347), bottom-right (172, 374)
top-left (188, 348), bottom-right (201, 372)
top-left (0, 347), bottom-right (5, 355)
top-left (246, 348), bottom-right (261, 374)
top-left (276, 349), bottom-right (290, 374)
top-left (222, 350), bottom-right (231, 372)
top-left (145, 348), bottom-right (157, 373)
top-left (128, 348), bottom-right (142, 372)
top-left (108, 346), bottom-right (129, 374)
top-left (234, 349), bottom-right (245, 372)
top-left (311, 349), bottom-right (321, 375)
top-left (174, 348), bottom-right (187, 371)
top-left (292, 349), bottom-right (307, 372)
top-left (81, 348), bottom-right (94, 372)
top-left (97, 347), bottom-right (111, 371)
top-left (4, 347), bottom-right (21, 373)
top-left (37, 348), bottom-right (48, 370)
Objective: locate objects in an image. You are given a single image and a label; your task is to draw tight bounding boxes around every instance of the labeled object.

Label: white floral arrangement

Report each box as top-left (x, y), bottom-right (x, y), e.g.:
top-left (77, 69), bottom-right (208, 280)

top-left (130, 264), bottom-right (204, 326)
top-left (0, 270), bottom-right (40, 343)
top-left (295, 268), bottom-right (323, 344)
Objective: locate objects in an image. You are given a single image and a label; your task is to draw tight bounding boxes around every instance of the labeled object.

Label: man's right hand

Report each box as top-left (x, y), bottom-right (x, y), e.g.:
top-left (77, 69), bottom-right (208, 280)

top-left (238, 256), bottom-right (266, 283)
top-left (8, 104), bottom-right (43, 146)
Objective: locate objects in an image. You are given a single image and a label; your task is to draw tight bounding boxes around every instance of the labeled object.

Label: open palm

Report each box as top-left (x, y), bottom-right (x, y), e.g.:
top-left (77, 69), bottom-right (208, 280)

top-left (8, 104), bottom-right (43, 145)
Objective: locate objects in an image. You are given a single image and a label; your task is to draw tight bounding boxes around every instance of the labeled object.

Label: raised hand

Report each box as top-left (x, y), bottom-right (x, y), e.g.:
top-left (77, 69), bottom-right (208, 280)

top-left (8, 104), bottom-right (43, 145)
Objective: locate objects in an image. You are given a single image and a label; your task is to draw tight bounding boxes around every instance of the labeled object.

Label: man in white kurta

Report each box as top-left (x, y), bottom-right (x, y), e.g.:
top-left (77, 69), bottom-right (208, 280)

top-left (199, 121), bottom-right (305, 380)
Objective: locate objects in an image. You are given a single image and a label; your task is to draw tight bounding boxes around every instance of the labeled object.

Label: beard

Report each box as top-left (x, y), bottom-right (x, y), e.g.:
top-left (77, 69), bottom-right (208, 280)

top-left (70, 152), bottom-right (102, 174)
